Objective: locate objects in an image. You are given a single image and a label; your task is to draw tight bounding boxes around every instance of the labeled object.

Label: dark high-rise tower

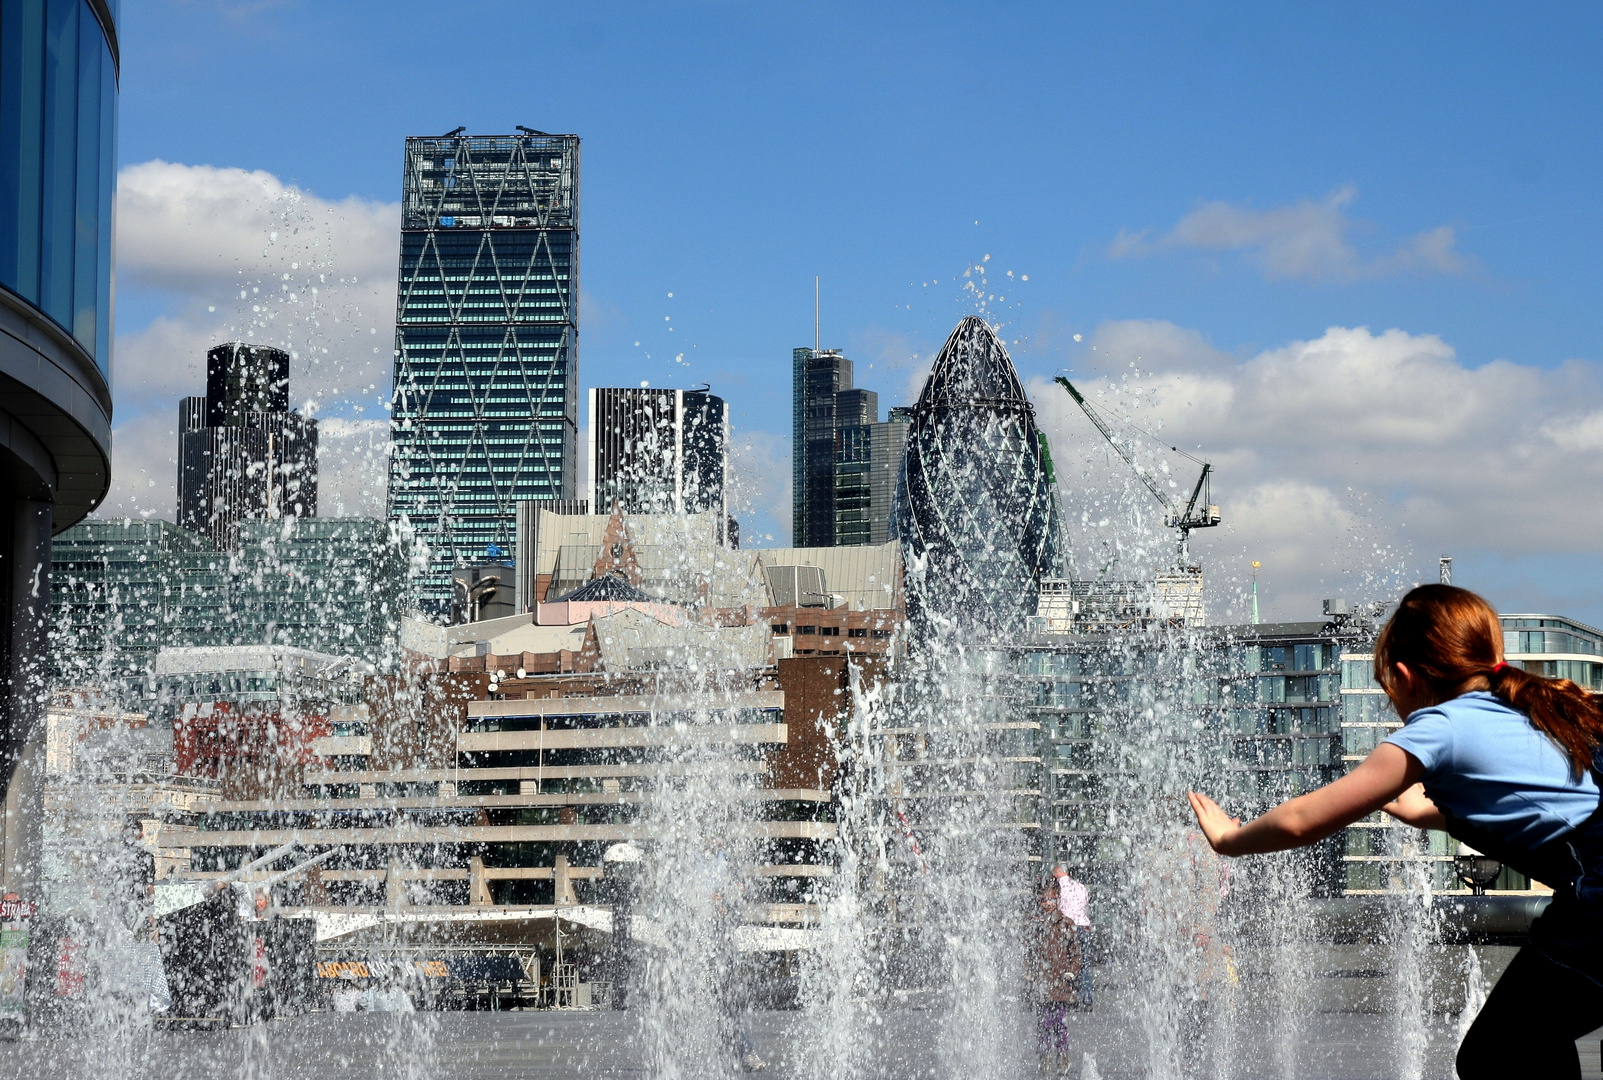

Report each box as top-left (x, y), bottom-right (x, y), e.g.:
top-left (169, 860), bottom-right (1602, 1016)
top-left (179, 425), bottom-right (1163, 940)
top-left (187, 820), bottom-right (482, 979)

top-left (587, 386), bottom-right (728, 525)
top-left (791, 348), bottom-right (906, 547)
top-left (893, 317), bottom-right (1062, 638)
top-left (178, 342), bottom-right (318, 548)
top-left (388, 130), bottom-right (581, 614)
top-left (205, 342), bottom-right (288, 425)
top-left (793, 347), bottom-right (850, 547)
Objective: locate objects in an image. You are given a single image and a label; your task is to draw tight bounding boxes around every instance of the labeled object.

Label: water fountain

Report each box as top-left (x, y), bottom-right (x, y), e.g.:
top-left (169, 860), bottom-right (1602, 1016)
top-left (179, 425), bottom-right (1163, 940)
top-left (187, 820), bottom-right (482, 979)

top-left (10, 300), bottom-right (1485, 1080)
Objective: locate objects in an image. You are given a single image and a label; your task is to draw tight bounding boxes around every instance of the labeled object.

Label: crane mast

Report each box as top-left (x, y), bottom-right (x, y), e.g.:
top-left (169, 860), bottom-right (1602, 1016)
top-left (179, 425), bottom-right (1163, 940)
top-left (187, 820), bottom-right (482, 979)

top-left (1053, 375), bottom-right (1221, 563)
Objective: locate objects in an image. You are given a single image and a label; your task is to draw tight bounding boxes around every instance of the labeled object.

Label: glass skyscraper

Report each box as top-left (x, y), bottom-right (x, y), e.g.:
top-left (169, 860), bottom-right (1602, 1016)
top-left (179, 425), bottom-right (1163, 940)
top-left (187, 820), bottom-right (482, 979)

top-left (0, 0), bottom-right (117, 809)
top-left (586, 386), bottom-right (729, 523)
top-left (791, 347), bottom-right (907, 547)
top-left (893, 316), bottom-right (1063, 639)
top-left (388, 130), bottom-right (580, 614)
top-left (178, 342), bottom-right (318, 549)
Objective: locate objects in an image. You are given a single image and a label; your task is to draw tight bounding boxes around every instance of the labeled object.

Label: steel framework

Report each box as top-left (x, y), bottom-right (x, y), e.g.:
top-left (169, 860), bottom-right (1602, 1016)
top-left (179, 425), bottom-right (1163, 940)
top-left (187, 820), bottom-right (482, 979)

top-left (388, 132), bottom-right (581, 614)
top-left (893, 316), bottom-right (1064, 639)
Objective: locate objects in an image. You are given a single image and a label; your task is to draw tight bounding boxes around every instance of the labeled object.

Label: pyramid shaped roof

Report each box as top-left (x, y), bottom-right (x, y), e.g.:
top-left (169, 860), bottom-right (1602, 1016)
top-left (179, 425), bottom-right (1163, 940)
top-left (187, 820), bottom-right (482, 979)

top-left (553, 572), bottom-right (657, 604)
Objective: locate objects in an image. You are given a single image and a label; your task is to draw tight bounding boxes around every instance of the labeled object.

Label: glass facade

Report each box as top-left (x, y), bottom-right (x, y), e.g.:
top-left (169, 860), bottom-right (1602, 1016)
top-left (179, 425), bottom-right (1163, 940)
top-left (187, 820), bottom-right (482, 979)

top-left (50, 518), bottom-right (405, 695)
top-left (792, 348), bottom-right (853, 547)
top-left (1503, 615), bottom-right (1603, 689)
top-left (989, 618), bottom-right (1363, 895)
top-left (587, 386), bottom-right (728, 521)
top-left (388, 133), bottom-right (580, 614)
top-left (893, 316), bottom-right (1063, 638)
top-left (790, 349), bottom-right (905, 548)
top-left (975, 625), bottom-right (1340, 894)
top-left (0, 0), bottom-right (116, 374)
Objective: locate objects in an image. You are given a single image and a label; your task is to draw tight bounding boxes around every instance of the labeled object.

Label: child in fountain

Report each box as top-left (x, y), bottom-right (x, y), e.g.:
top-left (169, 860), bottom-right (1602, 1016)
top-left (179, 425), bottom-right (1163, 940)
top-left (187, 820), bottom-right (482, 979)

top-left (1031, 882), bottom-right (1083, 1074)
top-left (1188, 584), bottom-right (1603, 1079)
top-left (1051, 864), bottom-right (1093, 1010)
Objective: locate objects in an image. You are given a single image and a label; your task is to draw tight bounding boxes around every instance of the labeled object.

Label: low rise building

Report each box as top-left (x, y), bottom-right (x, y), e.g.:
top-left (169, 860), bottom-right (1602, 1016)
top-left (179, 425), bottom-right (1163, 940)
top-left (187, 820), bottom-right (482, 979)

top-left (988, 596), bottom-right (1377, 895)
top-left (49, 517), bottom-right (406, 696)
top-left (134, 511), bottom-right (904, 966)
top-left (516, 504), bottom-right (905, 661)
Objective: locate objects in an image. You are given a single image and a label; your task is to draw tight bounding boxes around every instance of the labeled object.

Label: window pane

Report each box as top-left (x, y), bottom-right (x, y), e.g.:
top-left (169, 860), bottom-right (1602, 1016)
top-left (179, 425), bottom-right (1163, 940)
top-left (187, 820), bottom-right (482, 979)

top-left (94, 37), bottom-right (114, 377)
top-left (40, 0), bottom-right (79, 327)
top-left (72, 1), bottom-right (100, 352)
top-left (0, 0), bottom-right (46, 301)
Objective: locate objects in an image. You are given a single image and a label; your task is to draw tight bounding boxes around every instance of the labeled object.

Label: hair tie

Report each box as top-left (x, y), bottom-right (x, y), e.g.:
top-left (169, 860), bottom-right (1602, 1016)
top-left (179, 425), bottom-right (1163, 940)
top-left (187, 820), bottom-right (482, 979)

top-left (1491, 662), bottom-right (1508, 674)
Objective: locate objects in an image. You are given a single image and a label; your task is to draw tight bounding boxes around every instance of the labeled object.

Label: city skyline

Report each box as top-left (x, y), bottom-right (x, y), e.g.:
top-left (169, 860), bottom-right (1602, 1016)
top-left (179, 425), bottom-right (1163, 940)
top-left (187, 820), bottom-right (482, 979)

top-left (10, 6), bottom-right (1603, 1061)
top-left (97, 4), bottom-right (1603, 626)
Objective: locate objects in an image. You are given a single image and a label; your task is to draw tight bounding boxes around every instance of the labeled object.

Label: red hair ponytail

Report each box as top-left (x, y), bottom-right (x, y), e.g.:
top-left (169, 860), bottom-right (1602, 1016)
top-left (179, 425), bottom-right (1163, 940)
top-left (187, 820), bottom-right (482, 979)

top-left (1375, 585), bottom-right (1603, 777)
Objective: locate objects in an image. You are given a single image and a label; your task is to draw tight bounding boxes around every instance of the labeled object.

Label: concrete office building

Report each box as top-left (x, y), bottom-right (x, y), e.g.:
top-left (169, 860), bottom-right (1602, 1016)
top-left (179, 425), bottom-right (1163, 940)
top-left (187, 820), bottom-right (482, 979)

top-left (586, 386), bottom-right (729, 540)
top-left (132, 554), bottom-right (874, 975)
top-left (178, 342), bottom-right (318, 548)
top-left (0, 0), bottom-right (118, 885)
top-left (512, 504), bottom-right (905, 661)
top-left (389, 131), bottom-right (581, 614)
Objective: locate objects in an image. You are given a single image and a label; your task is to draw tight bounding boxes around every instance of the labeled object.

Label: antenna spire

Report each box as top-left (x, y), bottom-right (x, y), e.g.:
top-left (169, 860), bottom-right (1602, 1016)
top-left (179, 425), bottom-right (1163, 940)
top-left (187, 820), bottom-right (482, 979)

top-left (814, 276), bottom-right (820, 354)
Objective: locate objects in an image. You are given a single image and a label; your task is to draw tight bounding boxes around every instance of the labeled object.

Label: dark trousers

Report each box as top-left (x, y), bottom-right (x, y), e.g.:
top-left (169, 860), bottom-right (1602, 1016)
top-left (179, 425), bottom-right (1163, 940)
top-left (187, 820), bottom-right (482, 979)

top-left (1457, 947), bottom-right (1603, 1079)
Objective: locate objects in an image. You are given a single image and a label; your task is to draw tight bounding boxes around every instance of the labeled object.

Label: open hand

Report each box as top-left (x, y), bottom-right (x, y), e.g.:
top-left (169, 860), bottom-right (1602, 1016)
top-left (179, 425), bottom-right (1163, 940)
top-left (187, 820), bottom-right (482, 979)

top-left (1187, 791), bottom-right (1241, 855)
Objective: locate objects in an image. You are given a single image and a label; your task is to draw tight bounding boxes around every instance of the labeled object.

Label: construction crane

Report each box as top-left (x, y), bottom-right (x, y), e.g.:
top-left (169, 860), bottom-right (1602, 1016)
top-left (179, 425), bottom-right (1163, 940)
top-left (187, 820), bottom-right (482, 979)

top-left (1053, 375), bottom-right (1221, 563)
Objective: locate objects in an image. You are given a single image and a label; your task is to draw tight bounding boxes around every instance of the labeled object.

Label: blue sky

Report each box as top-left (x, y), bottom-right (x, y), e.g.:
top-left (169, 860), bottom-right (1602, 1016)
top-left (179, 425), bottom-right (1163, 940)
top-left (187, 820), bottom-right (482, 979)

top-left (108, 2), bottom-right (1603, 624)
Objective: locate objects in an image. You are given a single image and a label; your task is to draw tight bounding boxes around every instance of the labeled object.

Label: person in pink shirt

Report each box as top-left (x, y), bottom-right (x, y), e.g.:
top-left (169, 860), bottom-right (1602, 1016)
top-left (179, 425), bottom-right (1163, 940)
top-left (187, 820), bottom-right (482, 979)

top-left (1051, 864), bottom-right (1093, 1010)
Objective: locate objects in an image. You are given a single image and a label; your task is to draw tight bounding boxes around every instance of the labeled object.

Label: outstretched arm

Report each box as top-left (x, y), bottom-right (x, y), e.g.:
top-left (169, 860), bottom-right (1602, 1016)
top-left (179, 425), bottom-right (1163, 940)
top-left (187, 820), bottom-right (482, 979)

top-left (1189, 743), bottom-right (1425, 856)
top-left (1381, 783), bottom-right (1446, 830)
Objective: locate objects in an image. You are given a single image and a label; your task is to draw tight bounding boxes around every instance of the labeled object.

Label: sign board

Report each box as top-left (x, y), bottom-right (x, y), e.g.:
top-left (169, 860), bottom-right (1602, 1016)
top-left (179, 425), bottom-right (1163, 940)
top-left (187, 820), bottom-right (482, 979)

top-left (0, 894), bottom-right (35, 1017)
top-left (315, 956), bottom-right (525, 981)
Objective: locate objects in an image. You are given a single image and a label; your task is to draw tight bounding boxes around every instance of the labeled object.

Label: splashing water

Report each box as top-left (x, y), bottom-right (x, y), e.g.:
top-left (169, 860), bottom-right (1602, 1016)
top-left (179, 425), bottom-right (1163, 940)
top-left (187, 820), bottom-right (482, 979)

top-left (1388, 825), bottom-right (1439, 1080)
top-left (22, 257), bottom-right (1474, 1080)
top-left (1457, 945), bottom-right (1488, 1045)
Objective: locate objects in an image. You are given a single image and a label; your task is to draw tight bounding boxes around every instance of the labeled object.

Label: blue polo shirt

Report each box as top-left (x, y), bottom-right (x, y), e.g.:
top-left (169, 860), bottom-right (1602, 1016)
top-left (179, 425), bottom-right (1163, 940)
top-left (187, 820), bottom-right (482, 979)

top-left (1383, 691), bottom-right (1601, 851)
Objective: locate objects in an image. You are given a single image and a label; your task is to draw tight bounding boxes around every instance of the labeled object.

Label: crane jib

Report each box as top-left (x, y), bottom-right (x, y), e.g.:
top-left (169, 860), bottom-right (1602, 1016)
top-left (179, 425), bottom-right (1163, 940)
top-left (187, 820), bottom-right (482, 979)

top-left (1052, 375), bottom-right (1222, 555)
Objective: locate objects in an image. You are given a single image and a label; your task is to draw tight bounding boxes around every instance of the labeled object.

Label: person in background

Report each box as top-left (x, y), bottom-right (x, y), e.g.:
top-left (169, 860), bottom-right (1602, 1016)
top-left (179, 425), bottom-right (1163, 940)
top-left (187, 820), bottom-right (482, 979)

top-left (1050, 864), bottom-right (1093, 1010)
top-left (1031, 882), bottom-right (1083, 1074)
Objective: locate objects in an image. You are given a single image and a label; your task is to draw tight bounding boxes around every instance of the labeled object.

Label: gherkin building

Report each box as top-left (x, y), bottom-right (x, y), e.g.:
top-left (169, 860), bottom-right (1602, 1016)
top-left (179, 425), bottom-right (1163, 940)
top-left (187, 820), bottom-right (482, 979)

top-left (893, 316), bottom-right (1063, 639)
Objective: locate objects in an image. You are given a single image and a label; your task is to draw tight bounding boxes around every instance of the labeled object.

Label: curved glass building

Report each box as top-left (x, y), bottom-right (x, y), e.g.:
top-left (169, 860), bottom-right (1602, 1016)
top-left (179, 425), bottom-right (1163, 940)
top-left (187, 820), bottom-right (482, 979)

top-left (0, 0), bottom-right (117, 798)
top-left (893, 316), bottom-right (1062, 640)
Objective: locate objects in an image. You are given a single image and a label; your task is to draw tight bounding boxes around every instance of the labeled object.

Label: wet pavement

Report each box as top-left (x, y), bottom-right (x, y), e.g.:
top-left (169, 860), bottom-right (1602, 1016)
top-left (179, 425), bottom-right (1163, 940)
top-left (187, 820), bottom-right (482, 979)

top-left (0, 1004), bottom-right (1596, 1079)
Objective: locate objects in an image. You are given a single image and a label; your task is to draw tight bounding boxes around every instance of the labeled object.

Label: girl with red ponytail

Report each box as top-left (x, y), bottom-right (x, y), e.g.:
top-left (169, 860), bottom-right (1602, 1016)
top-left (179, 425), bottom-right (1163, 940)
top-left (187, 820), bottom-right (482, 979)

top-left (1189, 584), bottom-right (1603, 1078)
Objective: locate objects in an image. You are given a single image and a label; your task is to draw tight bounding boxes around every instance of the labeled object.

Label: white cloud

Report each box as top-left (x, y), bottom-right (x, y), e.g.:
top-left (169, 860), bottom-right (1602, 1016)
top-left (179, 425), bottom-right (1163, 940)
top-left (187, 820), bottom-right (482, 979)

top-left (101, 160), bottom-right (400, 520)
top-left (99, 408), bottom-right (179, 520)
top-left (116, 160), bottom-right (396, 294)
top-left (1109, 186), bottom-right (1473, 282)
top-left (1033, 322), bottom-right (1603, 620)
top-left (728, 427), bottom-right (792, 546)
top-left (316, 418), bottom-right (389, 519)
